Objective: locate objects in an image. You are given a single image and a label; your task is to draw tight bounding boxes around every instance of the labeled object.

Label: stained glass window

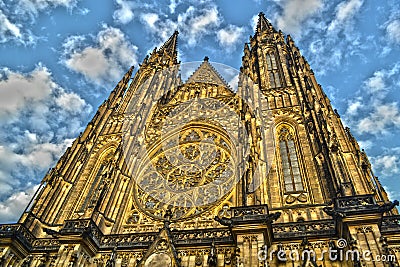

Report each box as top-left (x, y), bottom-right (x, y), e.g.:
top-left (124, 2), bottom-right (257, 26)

top-left (266, 53), bottom-right (281, 88)
top-left (279, 127), bottom-right (303, 192)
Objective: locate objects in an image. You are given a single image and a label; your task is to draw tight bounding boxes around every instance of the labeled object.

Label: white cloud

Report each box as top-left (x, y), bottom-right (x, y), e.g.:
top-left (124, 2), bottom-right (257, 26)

top-left (0, 135), bottom-right (74, 218)
top-left (179, 6), bottom-right (221, 46)
top-left (169, 0), bottom-right (180, 14)
top-left (372, 155), bottom-right (400, 176)
top-left (0, 65), bottom-right (91, 122)
top-left (308, 38), bottom-right (345, 75)
top-left (66, 48), bottom-right (109, 82)
top-left (327, 0), bottom-right (364, 33)
top-left (346, 100), bottom-right (362, 116)
top-left (275, 0), bottom-right (323, 36)
top-left (0, 185), bottom-right (39, 223)
top-left (335, 0), bottom-right (363, 22)
top-left (0, 0), bottom-right (82, 44)
top-left (190, 7), bottom-right (219, 34)
top-left (113, 0), bottom-right (135, 24)
top-left (0, 146), bottom-right (21, 196)
top-left (55, 91), bottom-right (87, 114)
top-left (141, 13), bottom-right (159, 30)
top-left (62, 35), bottom-right (86, 52)
top-left (302, 0), bottom-right (366, 76)
top-left (365, 71), bottom-right (385, 94)
top-left (0, 66), bottom-right (54, 120)
top-left (363, 63), bottom-right (399, 96)
top-left (0, 135), bottom-right (74, 174)
top-left (21, 138), bottom-right (74, 169)
top-left (0, 65), bottom-right (91, 208)
top-left (387, 19), bottom-right (400, 44)
top-left (0, 10), bottom-right (22, 42)
top-left (358, 102), bottom-right (400, 135)
top-left (63, 26), bottom-right (138, 85)
top-left (140, 5), bottom-right (221, 47)
top-left (17, 0), bottom-right (78, 17)
top-left (217, 25), bottom-right (245, 49)
top-left (345, 63), bottom-right (400, 135)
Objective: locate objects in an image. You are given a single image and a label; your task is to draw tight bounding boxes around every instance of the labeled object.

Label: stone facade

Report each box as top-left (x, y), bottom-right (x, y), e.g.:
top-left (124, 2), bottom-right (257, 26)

top-left (0, 13), bottom-right (399, 267)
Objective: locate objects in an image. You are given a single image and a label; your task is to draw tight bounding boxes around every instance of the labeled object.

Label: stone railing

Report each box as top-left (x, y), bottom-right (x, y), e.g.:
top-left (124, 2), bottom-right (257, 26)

top-left (231, 205), bottom-right (269, 217)
top-left (100, 232), bottom-right (157, 249)
top-left (381, 215), bottom-right (400, 233)
top-left (335, 194), bottom-right (376, 210)
top-left (32, 239), bottom-right (61, 251)
top-left (172, 228), bottom-right (232, 245)
top-left (273, 219), bottom-right (336, 240)
top-left (0, 224), bottom-right (35, 250)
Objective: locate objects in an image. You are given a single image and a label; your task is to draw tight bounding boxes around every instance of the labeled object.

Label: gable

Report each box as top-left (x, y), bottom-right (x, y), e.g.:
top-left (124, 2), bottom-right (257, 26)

top-left (186, 58), bottom-right (230, 88)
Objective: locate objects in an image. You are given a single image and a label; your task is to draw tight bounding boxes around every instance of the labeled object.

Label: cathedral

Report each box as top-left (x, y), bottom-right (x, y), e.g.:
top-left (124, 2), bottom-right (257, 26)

top-left (1, 12), bottom-right (400, 267)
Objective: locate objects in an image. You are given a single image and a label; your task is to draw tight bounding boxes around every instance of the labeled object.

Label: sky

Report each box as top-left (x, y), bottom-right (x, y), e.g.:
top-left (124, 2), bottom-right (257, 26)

top-left (0, 0), bottom-right (399, 223)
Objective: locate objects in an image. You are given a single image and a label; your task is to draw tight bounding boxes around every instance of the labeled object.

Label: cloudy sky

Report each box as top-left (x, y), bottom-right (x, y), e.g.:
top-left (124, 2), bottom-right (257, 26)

top-left (0, 0), bottom-right (399, 223)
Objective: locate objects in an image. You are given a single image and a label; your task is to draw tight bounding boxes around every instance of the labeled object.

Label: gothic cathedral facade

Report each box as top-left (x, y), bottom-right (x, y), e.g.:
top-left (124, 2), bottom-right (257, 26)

top-left (1, 13), bottom-right (399, 267)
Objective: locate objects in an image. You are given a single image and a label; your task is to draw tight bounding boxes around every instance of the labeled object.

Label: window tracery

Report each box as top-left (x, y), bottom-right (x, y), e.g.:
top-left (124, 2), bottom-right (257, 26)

top-left (80, 154), bottom-right (113, 212)
top-left (266, 52), bottom-right (282, 88)
top-left (135, 127), bottom-right (236, 221)
top-left (278, 127), bottom-right (303, 193)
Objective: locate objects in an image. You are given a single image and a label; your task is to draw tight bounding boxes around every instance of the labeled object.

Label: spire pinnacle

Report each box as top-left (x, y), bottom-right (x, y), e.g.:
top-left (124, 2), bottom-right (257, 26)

top-left (157, 30), bottom-right (179, 63)
top-left (256, 12), bottom-right (276, 34)
top-left (145, 30), bottom-right (179, 67)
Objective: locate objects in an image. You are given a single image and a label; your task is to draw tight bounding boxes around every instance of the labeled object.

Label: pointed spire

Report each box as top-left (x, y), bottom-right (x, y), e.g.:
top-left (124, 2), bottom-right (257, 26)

top-left (256, 12), bottom-right (276, 34)
top-left (159, 30), bottom-right (179, 59)
top-left (241, 43), bottom-right (251, 72)
top-left (243, 42), bottom-right (250, 55)
top-left (122, 65), bottom-right (134, 84)
top-left (106, 65), bottom-right (134, 109)
top-left (113, 65), bottom-right (134, 95)
top-left (112, 65), bottom-right (134, 89)
top-left (147, 30), bottom-right (179, 66)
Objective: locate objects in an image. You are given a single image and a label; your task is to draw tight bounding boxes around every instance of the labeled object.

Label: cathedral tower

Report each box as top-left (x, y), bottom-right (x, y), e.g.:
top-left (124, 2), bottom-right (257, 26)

top-left (0, 13), bottom-right (399, 267)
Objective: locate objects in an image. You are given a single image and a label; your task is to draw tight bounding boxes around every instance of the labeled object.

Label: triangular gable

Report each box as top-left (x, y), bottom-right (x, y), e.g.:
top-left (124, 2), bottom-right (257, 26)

top-left (137, 224), bottom-right (180, 267)
top-left (186, 57), bottom-right (230, 88)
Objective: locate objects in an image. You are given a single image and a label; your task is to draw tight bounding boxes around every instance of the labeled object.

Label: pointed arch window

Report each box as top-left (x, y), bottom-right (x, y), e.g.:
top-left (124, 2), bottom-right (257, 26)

top-left (80, 155), bottom-right (113, 212)
top-left (278, 127), bottom-right (303, 192)
top-left (266, 52), bottom-right (282, 88)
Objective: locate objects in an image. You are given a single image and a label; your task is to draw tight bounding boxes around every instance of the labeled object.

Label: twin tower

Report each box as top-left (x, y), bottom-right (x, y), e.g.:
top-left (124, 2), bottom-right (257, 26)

top-left (1, 13), bottom-right (399, 267)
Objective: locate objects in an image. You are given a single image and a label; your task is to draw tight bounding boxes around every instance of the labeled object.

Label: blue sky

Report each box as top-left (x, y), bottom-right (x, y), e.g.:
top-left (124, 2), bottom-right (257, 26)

top-left (0, 0), bottom-right (399, 223)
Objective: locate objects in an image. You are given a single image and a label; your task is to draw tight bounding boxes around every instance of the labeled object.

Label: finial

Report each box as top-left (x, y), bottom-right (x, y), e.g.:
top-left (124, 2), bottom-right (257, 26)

top-left (204, 56), bottom-right (209, 62)
top-left (256, 11), bottom-right (276, 34)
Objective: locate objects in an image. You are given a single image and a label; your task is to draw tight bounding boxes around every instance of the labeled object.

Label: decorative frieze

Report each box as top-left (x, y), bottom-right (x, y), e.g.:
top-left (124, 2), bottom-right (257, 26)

top-left (273, 219), bottom-right (335, 239)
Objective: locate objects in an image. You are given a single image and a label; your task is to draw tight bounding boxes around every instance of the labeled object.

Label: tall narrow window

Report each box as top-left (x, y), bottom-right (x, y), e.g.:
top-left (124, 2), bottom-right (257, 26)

top-left (80, 160), bottom-right (109, 211)
top-left (279, 127), bottom-right (303, 192)
top-left (266, 52), bottom-right (281, 88)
